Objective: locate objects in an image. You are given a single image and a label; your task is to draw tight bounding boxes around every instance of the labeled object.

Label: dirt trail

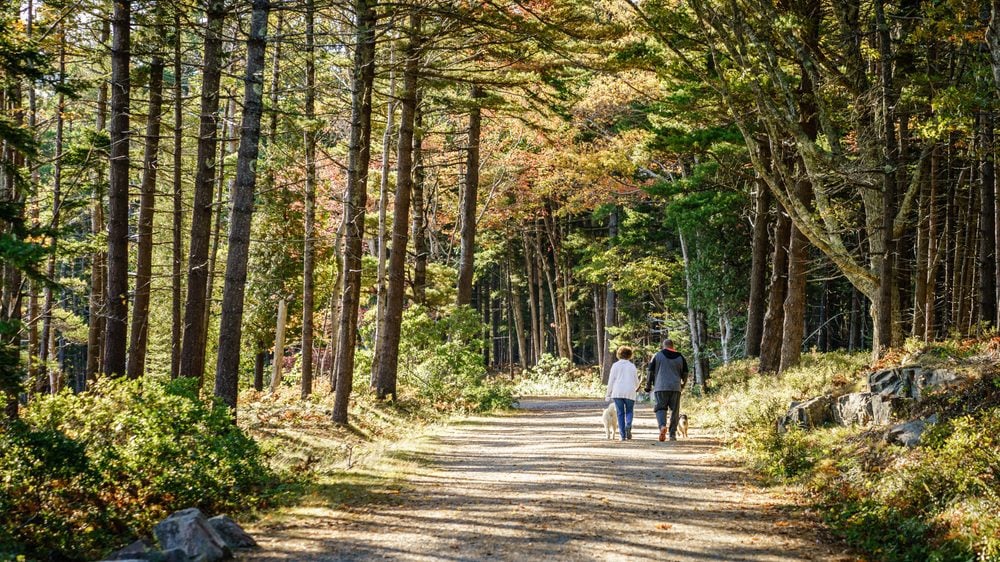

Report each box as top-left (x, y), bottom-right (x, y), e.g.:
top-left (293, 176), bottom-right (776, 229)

top-left (242, 398), bottom-right (854, 561)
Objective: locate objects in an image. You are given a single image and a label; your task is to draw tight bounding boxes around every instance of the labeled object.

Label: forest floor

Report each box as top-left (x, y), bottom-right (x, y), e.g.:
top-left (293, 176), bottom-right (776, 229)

top-left (240, 398), bottom-right (858, 561)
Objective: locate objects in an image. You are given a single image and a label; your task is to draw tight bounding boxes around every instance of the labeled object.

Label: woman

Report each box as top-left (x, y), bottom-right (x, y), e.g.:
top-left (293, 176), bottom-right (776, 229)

top-left (604, 346), bottom-right (640, 440)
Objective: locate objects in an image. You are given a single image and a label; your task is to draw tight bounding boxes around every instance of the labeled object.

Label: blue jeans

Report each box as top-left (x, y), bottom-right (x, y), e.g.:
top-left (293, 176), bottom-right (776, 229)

top-left (612, 398), bottom-right (634, 439)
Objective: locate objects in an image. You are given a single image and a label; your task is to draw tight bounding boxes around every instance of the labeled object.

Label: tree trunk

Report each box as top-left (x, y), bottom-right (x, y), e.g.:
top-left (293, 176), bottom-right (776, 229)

top-left (522, 231), bottom-right (540, 365)
top-left (678, 231), bottom-right (707, 388)
top-left (456, 84), bottom-right (484, 306)
top-left (301, 0), bottom-right (317, 398)
top-left (254, 347), bottom-right (266, 391)
top-left (270, 297), bottom-right (287, 393)
top-left (180, 0), bottom-right (226, 384)
top-left (759, 210), bottom-right (791, 373)
top-left (331, 0), bottom-right (377, 424)
top-left (925, 147), bottom-right (941, 341)
top-left (603, 208), bottom-right (618, 380)
top-left (171, 9), bottom-right (185, 378)
top-left (40, 30), bottom-right (66, 391)
top-left (370, 40), bottom-right (396, 387)
top-left (214, 0), bottom-right (270, 411)
top-left (873, 0), bottom-right (898, 357)
top-left (205, 96), bottom-right (234, 350)
top-left (86, 17), bottom-right (109, 383)
top-left (912, 149), bottom-right (931, 339)
top-left (126, 56), bottom-right (164, 380)
top-left (512, 261), bottom-right (528, 369)
top-left (745, 182), bottom-right (771, 357)
top-left (980, 111), bottom-right (997, 328)
top-left (373, 13), bottom-right (420, 401)
top-left (103, 2), bottom-right (130, 378)
top-left (593, 287), bottom-right (604, 373)
top-left (411, 93), bottom-right (428, 304)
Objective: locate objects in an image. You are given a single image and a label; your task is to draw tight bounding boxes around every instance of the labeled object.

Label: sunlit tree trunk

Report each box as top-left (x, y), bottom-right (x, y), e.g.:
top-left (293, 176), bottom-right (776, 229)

top-left (41, 28), bottom-right (66, 389)
top-left (331, 0), bottom-right (378, 424)
top-left (215, 0), bottom-right (270, 411)
top-left (86, 17), bottom-right (109, 383)
top-left (171, 9), bottom-right (185, 379)
top-left (745, 181), bottom-right (771, 357)
top-left (301, 0), bottom-right (317, 398)
top-left (370, 40), bottom-right (396, 386)
top-left (126, 55), bottom-right (164, 380)
top-left (373, 12), bottom-right (420, 401)
top-left (411, 93), bottom-right (428, 304)
top-left (759, 210), bottom-right (791, 373)
top-left (180, 0), bottom-right (226, 384)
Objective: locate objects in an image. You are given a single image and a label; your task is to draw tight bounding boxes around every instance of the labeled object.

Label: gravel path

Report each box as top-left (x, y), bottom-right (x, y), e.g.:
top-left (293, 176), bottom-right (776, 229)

top-left (242, 398), bottom-right (853, 561)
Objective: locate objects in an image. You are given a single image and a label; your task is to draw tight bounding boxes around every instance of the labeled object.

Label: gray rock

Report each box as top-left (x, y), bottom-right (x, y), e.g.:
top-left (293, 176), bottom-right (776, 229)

top-left (105, 540), bottom-right (154, 560)
top-left (868, 368), bottom-right (912, 397)
top-left (831, 392), bottom-right (875, 426)
top-left (207, 515), bottom-right (257, 549)
top-left (155, 549), bottom-right (190, 562)
top-left (153, 508), bottom-right (232, 562)
top-left (911, 369), bottom-right (959, 400)
top-left (886, 414), bottom-right (938, 447)
top-left (780, 395), bottom-right (832, 430)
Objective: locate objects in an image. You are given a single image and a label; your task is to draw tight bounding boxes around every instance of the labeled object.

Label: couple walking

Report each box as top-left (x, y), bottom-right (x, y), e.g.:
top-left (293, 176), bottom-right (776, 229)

top-left (604, 339), bottom-right (689, 442)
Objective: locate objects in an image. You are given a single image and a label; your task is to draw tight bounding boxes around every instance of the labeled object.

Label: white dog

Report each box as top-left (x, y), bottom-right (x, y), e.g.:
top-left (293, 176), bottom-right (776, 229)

top-left (601, 403), bottom-right (618, 440)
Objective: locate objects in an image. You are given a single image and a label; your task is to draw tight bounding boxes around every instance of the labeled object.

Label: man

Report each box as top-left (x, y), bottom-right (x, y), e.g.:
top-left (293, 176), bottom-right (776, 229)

top-left (645, 338), bottom-right (688, 442)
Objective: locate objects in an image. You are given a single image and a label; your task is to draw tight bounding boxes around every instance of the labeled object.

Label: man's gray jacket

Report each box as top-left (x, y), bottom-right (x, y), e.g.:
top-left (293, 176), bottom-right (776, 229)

top-left (645, 349), bottom-right (688, 392)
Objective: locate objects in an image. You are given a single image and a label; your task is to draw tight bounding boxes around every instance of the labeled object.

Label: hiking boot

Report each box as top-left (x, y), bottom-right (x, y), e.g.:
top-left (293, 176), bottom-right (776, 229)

top-left (658, 427), bottom-right (667, 442)
top-left (669, 435), bottom-right (677, 441)
top-left (626, 426), bottom-right (632, 440)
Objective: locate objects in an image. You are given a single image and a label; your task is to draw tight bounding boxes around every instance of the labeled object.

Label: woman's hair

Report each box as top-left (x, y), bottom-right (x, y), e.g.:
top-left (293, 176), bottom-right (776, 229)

top-left (616, 346), bottom-right (633, 359)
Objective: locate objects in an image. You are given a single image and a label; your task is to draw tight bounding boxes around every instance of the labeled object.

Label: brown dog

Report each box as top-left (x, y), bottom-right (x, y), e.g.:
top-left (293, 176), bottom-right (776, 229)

top-left (678, 414), bottom-right (689, 439)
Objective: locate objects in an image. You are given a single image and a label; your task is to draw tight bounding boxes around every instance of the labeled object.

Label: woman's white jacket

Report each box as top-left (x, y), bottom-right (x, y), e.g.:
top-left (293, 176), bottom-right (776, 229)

top-left (605, 359), bottom-right (639, 401)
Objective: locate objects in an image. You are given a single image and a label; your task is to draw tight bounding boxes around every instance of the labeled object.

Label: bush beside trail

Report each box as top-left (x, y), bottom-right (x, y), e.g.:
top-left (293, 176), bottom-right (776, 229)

top-left (686, 341), bottom-right (1000, 562)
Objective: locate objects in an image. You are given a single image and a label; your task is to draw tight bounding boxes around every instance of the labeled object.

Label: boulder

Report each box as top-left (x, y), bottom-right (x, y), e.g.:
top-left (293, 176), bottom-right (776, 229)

top-left (831, 392), bottom-right (875, 426)
top-left (911, 369), bottom-right (959, 401)
top-left (105, 540), bottom-right (153, 560)
top-left (868, 368), bottom-right (911, 397)
top-left (780, 395), bottom-right (832, 430)
top-left (153, 508), bottom-right (231, 562)
top-left (207, 515), bottom-right (257, 549)
top-left (885, 414), bottom-right (938, 447)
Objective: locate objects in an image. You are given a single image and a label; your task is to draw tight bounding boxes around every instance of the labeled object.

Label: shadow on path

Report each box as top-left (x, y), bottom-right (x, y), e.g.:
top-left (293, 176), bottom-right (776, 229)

top-left (242, 398), bottom-right (851, 561)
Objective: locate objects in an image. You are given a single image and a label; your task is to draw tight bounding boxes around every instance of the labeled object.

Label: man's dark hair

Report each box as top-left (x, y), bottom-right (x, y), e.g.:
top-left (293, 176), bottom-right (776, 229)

top-left (664, 339), bottom-right (675, 349)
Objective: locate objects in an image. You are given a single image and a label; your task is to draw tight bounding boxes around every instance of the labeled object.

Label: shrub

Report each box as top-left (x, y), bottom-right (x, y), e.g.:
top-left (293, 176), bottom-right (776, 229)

top-left (1, 378), bottom-right (277, 561)
top-left (513, 354), bottom-right (605, 397)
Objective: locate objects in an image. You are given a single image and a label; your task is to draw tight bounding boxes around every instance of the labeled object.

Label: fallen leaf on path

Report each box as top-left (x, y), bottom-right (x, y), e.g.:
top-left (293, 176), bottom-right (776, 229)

top-left (656, 523), bottom-right (673, 530)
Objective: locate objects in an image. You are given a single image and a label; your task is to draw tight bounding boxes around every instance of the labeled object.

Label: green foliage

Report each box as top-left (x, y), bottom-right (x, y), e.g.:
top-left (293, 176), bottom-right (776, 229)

top-left (1, 378), bottom-right (277, 561)
top-left (513, 354), bottom-right (605, 397)
top-left (379, 305), bottom-right (513, 412)
top-left (689, 353), bottom-right (1000, 561)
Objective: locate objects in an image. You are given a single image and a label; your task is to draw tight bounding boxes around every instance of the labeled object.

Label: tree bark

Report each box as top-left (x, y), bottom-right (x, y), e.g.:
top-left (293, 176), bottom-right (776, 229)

top-left (411, 92), bottom-right (428, 304)
top-left (456, 84), bottom-right (484, 306)
top-left (370, 40), bottom-right (396, 387)
top-left (980, 111), bottom-right (997, 328)
top-left (522, 231), bottom-right (539, 365)
top-left (602, 207), bottom-right (618, 380)
top-left (270, 297), bottom-right (287, 393)
top-left (103, 1), bottom-right (130, 378)
top-left (873, 0), bottom-right (898, 357)
top-left (373, 12), bottom-right (420, 401)
top-left (40, 29), bottom-right (66, 391)
top-left (126, 56), bottom-right (164, 380)
top-left (678, 231), bottom-right (708, 387)
top-left (205, 96), bottom-right (234, 350)
top-left (331, 0), bottom-right (378, 424)
top-left (180, 0), bottom-right (226, 384)
top-left (86, 17), bottom-right (109, 383)
top-left (214, 0), bottom-right (270, 411)
top-left (745, 182), bottom-right (771, 357)
top-left (759, 210), bottom-right (791, 373)
top-left (171, 9), bottom-right (185, 378)
top-left (301, 0), bottom-right (317, 398)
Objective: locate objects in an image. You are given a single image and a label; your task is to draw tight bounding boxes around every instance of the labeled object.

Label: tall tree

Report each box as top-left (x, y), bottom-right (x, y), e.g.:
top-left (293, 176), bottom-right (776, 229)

top-left (126, 53), bottom-right (165, 380)
top-left (745, 182), bottom-right (770, 357)
top-left (331, 0), bottom-right (378, 424)
top-left (373, 10), bottom-right (420, 401)
top-left (86, 18), bottom-right (109, 382)
top-left (171, 9), bottom-right (185, 378)
top-left (103, 0), bottom-right (131, 378)
top-left (301, 0), bottom-right (317, 398)
top-left (456, 84), bottom-right (484, 306)
top-left (215, 0), bottom-right (271, 411)
top-left (180, 0), bottom-right (226, 384)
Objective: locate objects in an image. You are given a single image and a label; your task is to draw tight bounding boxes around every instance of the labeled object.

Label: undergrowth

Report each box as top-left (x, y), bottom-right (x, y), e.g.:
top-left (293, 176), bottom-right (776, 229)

top-left (686, 343), bottom-right (1000, 562)
top-left (512, 354), bottom-right (604, 397)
